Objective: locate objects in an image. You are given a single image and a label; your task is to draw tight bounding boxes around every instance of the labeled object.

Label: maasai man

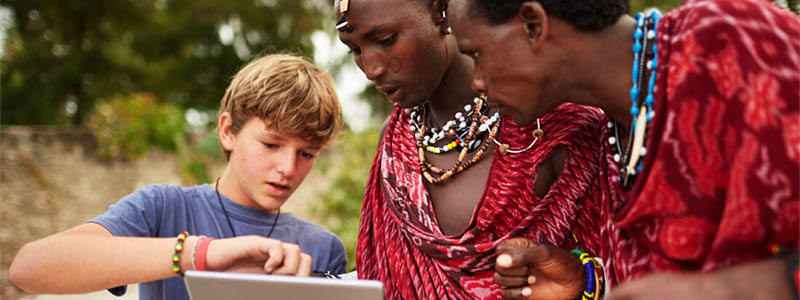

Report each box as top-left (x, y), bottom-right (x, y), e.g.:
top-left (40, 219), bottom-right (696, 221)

top-left (447, 0), bottom-right (800, 299)
top-left (335, 0), bottom-right (617, 299)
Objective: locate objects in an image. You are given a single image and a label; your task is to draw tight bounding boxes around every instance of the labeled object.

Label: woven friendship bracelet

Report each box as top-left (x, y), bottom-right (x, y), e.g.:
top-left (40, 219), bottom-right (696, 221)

top-left (172, 231), bottom-right (189, 276)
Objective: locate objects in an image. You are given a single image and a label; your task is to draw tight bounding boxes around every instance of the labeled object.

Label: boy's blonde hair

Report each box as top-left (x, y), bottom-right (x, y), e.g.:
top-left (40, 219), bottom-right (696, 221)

top-left (218, 53), bottom-right (343, 160)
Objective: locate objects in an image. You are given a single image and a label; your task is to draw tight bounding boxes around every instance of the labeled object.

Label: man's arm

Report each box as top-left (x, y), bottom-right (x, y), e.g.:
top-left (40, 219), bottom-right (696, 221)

top-left (9, 223), bottom-right (310, 294)
top-left (606, 257), bottom-right (797, 300)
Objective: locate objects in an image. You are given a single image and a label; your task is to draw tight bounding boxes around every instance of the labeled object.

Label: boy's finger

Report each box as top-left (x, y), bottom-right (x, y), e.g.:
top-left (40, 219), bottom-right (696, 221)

top-left (273, 243), bottom-right (301, 275)
top-left (263, 240), bottom-right (284, 274)
top-left (297, 253), bottom-right (312, 277)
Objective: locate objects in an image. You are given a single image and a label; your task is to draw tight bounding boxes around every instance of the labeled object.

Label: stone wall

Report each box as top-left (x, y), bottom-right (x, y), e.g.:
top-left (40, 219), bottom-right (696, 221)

top-left (0, 126), bottom-right (324, 299)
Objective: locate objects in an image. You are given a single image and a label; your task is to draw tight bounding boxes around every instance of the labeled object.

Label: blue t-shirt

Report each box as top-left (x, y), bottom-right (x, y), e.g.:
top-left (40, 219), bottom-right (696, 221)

top-left (89, 184), bottom-right (347, 300)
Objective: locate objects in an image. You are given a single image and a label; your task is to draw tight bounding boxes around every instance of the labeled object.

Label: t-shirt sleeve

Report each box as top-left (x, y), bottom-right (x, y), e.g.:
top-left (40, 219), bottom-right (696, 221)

top-left (327, 235), bottom-right (348, 275)
top-left (88, 184), bottom-right (165, 237)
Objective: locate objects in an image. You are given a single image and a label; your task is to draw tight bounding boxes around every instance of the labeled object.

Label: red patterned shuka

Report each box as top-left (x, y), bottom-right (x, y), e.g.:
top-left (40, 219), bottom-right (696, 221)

top-left (357, 103), bottom-right (612, 300)
top-left (605, 0), bottom-right (800, 283)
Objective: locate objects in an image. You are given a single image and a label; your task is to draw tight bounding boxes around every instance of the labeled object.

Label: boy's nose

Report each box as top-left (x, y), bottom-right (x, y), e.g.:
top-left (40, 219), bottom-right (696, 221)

top-left (275, 152), bottom-right (297, 178)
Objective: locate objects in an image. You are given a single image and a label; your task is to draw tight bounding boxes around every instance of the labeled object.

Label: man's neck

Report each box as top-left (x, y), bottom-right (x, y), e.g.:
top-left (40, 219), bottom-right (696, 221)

top-left (426, 38), bottom-right (479, 123)
top-left (562, 15), bottom-right (638, 133)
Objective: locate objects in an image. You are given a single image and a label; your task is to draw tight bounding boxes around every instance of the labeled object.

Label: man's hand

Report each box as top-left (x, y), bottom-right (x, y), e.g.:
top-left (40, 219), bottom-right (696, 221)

top-left (205, 236), bottom-right (312, 276)
top-left (495, 238), bottom-right (585, 300)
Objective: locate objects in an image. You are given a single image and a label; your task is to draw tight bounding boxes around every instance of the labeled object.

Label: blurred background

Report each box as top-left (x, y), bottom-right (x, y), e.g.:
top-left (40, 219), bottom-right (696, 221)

top-left (3, 0), bottom-right (794, 299)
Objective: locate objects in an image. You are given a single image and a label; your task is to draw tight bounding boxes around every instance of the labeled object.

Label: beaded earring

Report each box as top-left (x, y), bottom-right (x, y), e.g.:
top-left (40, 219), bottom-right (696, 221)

top-left (435, 0), bottom-right (451, 35)
top-left (336, 0), bottom-right (354, 33)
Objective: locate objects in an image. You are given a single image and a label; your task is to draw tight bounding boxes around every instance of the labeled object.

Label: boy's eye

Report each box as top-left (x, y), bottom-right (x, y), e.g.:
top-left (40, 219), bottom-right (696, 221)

top-left (300, 151), bottom-right (316, 159)
top-left (263, 143), bottom-right (279, 149)
top-left (348, 47), bottom-right (362, 55)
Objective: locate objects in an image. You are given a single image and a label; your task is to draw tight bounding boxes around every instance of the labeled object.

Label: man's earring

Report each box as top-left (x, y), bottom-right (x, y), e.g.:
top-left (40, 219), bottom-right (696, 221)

top-left (437, 10), bottom-right (452, 35)
top-left (523, 24), bottom-right (537, 45)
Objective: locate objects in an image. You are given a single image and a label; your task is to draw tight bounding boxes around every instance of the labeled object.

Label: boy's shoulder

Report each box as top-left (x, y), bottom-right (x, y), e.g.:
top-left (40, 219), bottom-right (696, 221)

top-left (133, 183), bottom-right (211, 199)
top-left (284, 214), bottom-right (343, 244)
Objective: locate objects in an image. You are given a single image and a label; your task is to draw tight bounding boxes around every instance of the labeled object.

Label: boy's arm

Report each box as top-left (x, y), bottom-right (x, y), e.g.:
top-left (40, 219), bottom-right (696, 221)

top-left (10, 222), bottom-right (186, 294)
top-left (10, 223), bottom-right (312, 294)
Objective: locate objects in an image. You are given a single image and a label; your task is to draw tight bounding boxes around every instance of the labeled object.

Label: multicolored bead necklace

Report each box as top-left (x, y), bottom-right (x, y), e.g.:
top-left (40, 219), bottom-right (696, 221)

top-left (610, 10), bottom-right (661, 189)
top-left (411, 94), bottom-right (501, 184)
top-left (408, 96), bottom-right (497, 154)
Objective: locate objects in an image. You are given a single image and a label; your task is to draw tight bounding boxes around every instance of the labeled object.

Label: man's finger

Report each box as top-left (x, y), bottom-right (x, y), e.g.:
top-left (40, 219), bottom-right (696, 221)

top-left (497, 238), bottom-right (536, 254)
top-left (495, 261), bottom-right (528, 276)
top-left (494, 272), bottom-right (535, 288)
top-left (496, 243), bottom-right (554, 270)
top-left (499, 286), bottom-right (533, 300)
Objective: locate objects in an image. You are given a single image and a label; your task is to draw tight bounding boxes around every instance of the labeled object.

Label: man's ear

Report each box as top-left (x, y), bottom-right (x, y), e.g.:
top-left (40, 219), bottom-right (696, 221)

top-left (518, 1), bottom-right (548, 51)
top-left (218, 112), bottom-right (235, 152)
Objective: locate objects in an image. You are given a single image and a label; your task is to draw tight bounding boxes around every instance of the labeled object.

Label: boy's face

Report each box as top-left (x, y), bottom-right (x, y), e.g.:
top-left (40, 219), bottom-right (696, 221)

top-left (222, 116), bottom-right (321, 211)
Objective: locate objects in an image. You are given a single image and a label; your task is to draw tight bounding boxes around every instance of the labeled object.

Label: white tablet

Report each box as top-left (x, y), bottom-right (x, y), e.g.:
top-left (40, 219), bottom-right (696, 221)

top-left (184, 271), bottom-right (384, 300)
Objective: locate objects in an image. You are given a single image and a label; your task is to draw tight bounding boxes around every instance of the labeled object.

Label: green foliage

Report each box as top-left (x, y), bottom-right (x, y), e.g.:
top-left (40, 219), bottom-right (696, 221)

top-left (88, 93), bottom-right (185, 160)
top-left (630, 0), bottom-right (683, 13)
top-left (312, 127), bottom-right (381, 271)
top-left (1, 0), bottom-right (329, 125)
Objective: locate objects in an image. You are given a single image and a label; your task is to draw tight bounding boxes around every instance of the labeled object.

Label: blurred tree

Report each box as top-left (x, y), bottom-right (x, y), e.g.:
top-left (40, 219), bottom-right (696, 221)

top-left (1, 0), bottom-right (330, 125)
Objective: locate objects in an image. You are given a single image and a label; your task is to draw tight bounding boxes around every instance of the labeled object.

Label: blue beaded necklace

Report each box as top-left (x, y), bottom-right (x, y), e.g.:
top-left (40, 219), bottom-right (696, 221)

top-left (610, 10), bottom-right (662, 189)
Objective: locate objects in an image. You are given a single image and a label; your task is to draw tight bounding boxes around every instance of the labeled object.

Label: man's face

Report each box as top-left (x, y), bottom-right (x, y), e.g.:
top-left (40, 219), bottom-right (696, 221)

top-left (337, 0), bottom-right (448, 108)
top-left (450, 0), bottom-right (557, 126)
top-left (225, 117), bottom-right (320, 211)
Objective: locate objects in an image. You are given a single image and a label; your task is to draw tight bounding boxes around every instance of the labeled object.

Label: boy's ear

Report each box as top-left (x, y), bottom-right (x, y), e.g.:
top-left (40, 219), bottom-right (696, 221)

top-left (518, 1), bottom-right (548, 51)
top-left (218, 112), bottom-right (235, 152)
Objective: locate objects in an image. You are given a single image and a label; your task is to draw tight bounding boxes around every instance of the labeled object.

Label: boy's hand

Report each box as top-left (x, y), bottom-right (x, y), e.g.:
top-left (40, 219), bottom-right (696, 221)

top-left (205, 236), bottom-right (311, 276)
top-left (494, 238), bottom-right (585, 300)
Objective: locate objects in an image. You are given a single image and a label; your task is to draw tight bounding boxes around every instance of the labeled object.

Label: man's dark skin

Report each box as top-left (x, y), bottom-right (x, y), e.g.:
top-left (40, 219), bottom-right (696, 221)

top-left (335, 0), bottom-right (565, 236)
top-left (446, 0), bottom-right (797, 299)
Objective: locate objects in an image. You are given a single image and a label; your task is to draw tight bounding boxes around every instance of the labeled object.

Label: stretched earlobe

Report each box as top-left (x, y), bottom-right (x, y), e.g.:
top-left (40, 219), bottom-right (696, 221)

top-left (518, 1), bottom-right (547, 51)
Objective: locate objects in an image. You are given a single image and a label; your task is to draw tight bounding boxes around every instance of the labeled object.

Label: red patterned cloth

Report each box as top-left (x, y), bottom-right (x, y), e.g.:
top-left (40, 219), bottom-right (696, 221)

top-left (357, 103), bottom-right (612, 299)
top-left (606, 0), bottom-right (800, 283)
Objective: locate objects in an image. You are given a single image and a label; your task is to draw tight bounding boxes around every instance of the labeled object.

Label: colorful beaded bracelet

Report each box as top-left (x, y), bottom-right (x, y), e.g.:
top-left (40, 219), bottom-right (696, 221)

top-left (570, 248), bottom-right (600, 300)
top-left (172, 231), bottom-right (189, 276)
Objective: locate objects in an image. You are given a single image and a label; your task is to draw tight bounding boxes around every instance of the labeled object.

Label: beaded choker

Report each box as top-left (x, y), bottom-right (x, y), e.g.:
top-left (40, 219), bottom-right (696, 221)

top-left (410, 94), bottom-right (501, 184)
top-left (610, 10), bottom-right (661, 189)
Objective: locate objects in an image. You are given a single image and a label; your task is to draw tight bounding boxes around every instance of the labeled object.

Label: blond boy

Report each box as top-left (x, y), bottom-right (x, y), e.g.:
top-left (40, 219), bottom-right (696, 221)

top-left (10, 54), bottom-right (345, 300)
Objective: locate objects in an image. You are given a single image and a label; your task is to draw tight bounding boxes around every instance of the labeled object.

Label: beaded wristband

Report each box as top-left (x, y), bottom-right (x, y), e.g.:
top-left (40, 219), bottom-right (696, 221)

top-left (191, 235), bottom-right (207, 271)
top-left (195, 237), bottom-right (216, 271)
top-left (172, 231), bottom-right (189, 276)
top-left (570, 248), bottom-right (599, 300)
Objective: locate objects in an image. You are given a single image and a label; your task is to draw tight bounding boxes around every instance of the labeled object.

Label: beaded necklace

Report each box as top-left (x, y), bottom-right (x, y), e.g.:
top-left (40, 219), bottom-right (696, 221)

top-left (412, 94), bottom-right (501, 184)
top-left (409, 97), bottom-right (496, 154)
top-left (610, 10), bottom-right (661, 189)
top-left (492, 118), bottom-right (544, 155)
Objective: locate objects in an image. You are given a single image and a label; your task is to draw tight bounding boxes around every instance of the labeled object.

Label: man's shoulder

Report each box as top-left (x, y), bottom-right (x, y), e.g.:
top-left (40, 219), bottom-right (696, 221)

top-left (666, 0), bottom-right (793, 33)
top-left (543, 103), bottom-right (606, 135)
